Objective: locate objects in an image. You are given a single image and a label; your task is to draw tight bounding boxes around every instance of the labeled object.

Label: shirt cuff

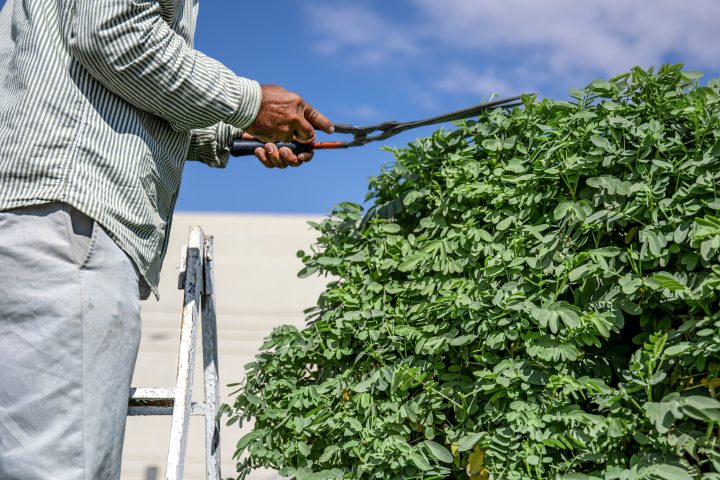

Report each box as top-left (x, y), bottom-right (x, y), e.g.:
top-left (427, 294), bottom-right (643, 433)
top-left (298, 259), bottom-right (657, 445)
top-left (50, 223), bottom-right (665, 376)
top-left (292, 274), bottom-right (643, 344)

top-left (225, 78), bottom-right (262, 130)
top-left (213, 123), bottom-right (244, 167)
top-left (188, 123), bottom-right (243, 168)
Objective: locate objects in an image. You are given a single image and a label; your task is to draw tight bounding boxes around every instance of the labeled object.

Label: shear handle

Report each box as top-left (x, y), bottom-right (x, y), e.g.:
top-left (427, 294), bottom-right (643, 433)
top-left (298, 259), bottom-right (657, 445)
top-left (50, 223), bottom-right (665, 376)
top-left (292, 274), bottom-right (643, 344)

top-left (229, 140), bottom-right (314, 157)
top-left (229, 139), bottom-right (351, 157)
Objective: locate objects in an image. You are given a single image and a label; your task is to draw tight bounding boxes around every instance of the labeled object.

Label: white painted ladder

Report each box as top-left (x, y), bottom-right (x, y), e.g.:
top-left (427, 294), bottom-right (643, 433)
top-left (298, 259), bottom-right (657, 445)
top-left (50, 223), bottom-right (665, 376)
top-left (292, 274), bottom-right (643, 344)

top-left (128, 227), bottom-right (221, 480)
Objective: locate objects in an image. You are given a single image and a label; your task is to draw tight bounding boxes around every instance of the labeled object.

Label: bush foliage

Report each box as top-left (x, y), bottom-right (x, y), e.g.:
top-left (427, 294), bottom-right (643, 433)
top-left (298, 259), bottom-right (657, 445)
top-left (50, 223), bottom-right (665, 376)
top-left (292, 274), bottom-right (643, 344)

top-left (227, 65), bottom-right (720, 480)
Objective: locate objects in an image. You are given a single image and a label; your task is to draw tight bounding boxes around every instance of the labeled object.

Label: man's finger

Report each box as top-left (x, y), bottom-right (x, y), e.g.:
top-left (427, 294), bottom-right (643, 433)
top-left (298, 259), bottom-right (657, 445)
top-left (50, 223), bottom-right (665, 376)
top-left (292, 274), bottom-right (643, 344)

top-left (265, 143), bottom-right (287, 169)
top-left (298, 152), bottom-right (314, 163)
top-left (305, 106), bottom-right (334, 134)
top-left (293, 117), bottom-right (316, 144)
top-left (255, 147), bottom-right (273, 168)
top-left (279, 147), bottom-right (301, 167)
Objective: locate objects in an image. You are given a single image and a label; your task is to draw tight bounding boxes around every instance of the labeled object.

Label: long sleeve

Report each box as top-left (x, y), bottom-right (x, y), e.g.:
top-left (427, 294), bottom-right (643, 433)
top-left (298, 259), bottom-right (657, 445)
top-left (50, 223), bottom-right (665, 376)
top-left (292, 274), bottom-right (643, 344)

top-left (67, 0), bottom-right (261, 132)
top-left (187, 123), bottom-right (243, 168)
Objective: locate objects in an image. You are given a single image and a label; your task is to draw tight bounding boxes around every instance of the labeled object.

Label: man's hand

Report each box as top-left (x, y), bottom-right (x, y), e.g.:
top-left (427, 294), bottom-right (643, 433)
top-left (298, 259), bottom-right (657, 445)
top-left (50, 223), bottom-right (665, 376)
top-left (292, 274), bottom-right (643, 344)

top-left (241, 133), bottom-right (312, 168)
top-left (245, 84), bottom-right (334, 168)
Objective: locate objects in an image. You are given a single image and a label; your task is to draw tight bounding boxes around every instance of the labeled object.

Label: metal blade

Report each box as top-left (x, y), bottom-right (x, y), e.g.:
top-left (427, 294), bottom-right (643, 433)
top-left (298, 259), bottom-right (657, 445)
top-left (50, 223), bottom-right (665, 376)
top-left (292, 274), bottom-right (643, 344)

top-left (331, 95), bottom-right (525, 145)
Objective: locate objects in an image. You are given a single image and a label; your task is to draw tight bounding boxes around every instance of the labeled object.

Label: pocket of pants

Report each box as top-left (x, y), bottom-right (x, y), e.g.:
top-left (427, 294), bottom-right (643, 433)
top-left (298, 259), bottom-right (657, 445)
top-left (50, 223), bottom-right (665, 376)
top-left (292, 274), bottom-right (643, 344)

top-left (62, 205), bottom-right (98, 269)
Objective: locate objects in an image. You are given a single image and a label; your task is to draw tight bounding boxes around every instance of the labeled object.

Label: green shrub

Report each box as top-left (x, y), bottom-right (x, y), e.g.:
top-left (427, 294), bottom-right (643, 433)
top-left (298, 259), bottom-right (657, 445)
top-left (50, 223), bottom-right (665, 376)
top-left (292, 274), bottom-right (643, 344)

top-left (226, 65), bottom-right (720, 480)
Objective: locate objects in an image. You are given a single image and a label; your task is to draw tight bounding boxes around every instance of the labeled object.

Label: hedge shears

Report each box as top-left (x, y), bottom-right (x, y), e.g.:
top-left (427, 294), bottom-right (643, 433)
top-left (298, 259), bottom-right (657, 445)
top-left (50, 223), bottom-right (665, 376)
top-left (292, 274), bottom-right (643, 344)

top-left (229, 95), bottom-right (524, 157)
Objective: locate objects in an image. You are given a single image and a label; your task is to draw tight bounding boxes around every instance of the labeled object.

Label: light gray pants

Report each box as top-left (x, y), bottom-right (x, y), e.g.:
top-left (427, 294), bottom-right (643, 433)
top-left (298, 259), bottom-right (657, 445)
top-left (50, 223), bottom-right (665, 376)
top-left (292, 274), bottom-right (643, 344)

top-left (0, 203), bottom-right (141, 480)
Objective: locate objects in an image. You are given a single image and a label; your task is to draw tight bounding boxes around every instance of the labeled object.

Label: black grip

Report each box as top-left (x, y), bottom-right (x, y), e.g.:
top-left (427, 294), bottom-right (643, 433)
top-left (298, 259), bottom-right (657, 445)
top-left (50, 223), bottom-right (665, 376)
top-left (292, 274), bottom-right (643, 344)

top-left (230, 140), bottom-right (314, 157)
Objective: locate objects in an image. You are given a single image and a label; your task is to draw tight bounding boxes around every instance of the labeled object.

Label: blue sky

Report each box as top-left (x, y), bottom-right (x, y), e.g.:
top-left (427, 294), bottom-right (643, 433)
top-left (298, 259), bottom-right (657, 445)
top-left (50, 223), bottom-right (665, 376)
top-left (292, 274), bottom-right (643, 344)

top-left (179, 0), bottom-right (720, 214)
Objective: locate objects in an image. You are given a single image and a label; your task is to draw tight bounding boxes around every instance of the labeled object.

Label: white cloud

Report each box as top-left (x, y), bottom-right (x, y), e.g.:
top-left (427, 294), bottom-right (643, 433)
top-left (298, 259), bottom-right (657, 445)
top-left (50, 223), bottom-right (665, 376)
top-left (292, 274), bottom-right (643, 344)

top-left (411, 0), bottom-right (720, 76)
top-left (435, 65), bottom-right (515, 97)
top-left (304, 4), bottom-right (417, 65)
top-left (305, 1), bottom-right (720, 95)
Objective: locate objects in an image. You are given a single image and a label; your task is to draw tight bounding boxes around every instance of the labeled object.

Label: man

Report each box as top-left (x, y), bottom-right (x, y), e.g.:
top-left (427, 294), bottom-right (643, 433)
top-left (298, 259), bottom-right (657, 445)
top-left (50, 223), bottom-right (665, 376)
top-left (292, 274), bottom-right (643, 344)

top-left (0, 0), bottom-right (332, 478)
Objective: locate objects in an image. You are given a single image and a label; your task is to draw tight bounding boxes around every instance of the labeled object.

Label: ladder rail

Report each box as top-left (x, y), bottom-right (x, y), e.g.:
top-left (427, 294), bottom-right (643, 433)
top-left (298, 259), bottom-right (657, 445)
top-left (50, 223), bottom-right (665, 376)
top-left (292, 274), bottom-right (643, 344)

top-left (201, 237), bottom-right (221, 480)
top-left (166, 227), bottom-right (204, 480)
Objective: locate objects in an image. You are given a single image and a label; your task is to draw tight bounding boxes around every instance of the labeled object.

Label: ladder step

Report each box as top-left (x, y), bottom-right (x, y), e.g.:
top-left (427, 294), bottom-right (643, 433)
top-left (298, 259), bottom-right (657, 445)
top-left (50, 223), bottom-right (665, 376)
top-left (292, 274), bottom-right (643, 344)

top-left (128, 387), bottom-right (174, 416)
top-left (130, 387), bottom-right (175, 403)
top-left (128, 402), bottom-right (207, 417)
top-left (128, 388), bottom-right (208, 417)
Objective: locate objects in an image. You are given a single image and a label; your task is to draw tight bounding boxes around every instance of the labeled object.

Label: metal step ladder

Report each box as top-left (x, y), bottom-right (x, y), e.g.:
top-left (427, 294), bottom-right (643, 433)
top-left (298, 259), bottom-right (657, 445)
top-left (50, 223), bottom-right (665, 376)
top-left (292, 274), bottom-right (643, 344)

top-left (128, 227), bottom-right (221, 480)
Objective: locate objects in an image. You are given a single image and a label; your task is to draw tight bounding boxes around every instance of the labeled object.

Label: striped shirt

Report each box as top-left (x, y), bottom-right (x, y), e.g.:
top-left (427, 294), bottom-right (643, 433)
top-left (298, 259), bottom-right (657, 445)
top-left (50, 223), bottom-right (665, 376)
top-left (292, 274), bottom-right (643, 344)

top-left (0, 0), bottom-right (261, 299)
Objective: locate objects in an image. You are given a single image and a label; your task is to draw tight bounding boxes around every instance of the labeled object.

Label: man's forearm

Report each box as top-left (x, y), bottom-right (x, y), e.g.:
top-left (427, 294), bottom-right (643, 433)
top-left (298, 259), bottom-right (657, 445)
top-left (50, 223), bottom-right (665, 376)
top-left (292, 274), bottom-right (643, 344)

top-left (67, 0), bottom-right (261, 132)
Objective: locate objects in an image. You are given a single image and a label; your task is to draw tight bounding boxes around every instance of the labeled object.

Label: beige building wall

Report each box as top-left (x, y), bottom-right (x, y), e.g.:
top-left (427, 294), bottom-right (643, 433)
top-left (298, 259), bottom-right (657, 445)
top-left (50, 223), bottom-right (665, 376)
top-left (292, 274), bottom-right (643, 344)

top-left (121, 212), bottom-right (328, 480)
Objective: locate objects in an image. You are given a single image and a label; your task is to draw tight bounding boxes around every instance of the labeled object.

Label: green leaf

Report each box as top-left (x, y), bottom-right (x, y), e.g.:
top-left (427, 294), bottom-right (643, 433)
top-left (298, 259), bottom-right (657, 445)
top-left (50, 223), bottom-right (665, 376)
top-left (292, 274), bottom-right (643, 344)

top-left (398, 253), bottom-right (427, 272)
top-left (496, 215), bottom-right (514, 231)
top-left (403, 190), bottom-right (421, 206)
top-left (680, 396), bottom-right (720, 422)
top-left (644, 400), bottom-right (680, 434)
top-left (300, 470), bottom-right (345, 480)
top-left (682, 71), bottom-right (704, 80)
top-left (588, 79), bottom-right (614, 95)
top-left (352, 380), bottom-right (373, 393)
top-left (297, 265), bottom-right (319, 278)
top-left (422, 440), bottom-right (454, 463)
top-left (586, 176), bottom-right (631, 195)
top-left (449, 334), bottom-right (477, 346)
top-left (317, 257), bottom-right (343, 267)
top-left (553, 201), bottom-right (574, 221)
top-left (236, 429), bottom-right (266, 453)
top-left (710, 139), bottom-right (720, 158)
top-left (590, 134), bottom-right (612, 151)
top-left (381, 223), bottom-right (402, 234)
top-left (553, 201), bottom-right (591, 222)
top-left (619, 276), bottom-right (642, 295)
top-left (346, 417), bottom-right (363, 431)
top-left (346, 251), bottom-right (366, 262)
top-left (457, 433), bottom-right (485, 452)
top-left (646, 464), bottom-right (694, 480)
top-left (618, 300), bottom-right (642, 315)
top-left (410, 451), bottom-right (431, 471)
top-left (664, 343), bottom-right (690, 356)
top-left (476, 228), bottom-right (493, 242)
top-left (647, 273), bottom-right (688, 292)
top-left (297, 442), bottom-right (312, 457)
top-left (569, 263), bottom-right (594, 282)
top-left (640, 229), bottom-right (668, 257)
top-left (318, 445), bottom-right (340, 463)
top-left (482, 138), bottom-right (503, 151)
